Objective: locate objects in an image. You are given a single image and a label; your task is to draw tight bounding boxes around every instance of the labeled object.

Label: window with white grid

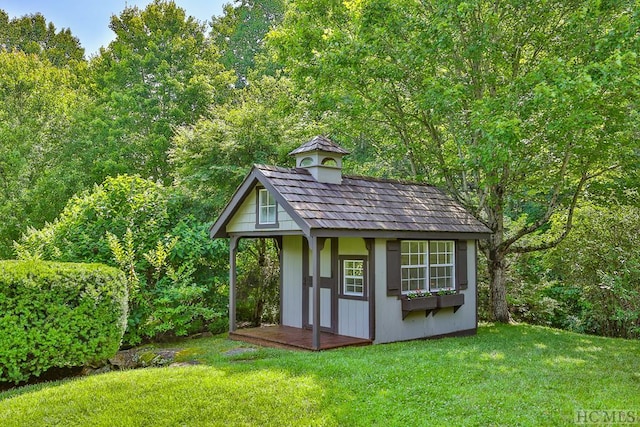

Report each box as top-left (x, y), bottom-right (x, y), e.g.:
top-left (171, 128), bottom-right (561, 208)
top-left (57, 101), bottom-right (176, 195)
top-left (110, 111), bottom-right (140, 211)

top-left (429, 241), bottom-right (454, 291)
top-left (343, 259), bottom-right (365, 296)
top-left (401, 241), bottom-right (428, 293)
top-left (258, 188), bottom-right (276, 225)
top-left (400, 240), bottom-right (455, 293)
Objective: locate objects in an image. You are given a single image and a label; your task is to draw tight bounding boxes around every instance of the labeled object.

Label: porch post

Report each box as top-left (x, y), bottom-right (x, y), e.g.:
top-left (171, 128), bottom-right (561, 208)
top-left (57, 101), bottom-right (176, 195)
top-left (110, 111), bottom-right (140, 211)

top-left (310, 235), bottom-right (321, 350)
top-left (229, 235), bottom-right (239, 333)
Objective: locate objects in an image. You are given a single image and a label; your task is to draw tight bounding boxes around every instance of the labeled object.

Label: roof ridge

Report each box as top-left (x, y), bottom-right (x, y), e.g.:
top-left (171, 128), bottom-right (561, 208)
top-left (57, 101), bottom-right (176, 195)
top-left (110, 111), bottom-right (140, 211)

top-left (342, 174), bottom-right (438, 188)
top-left (255, 164), bottom-right (438, 189)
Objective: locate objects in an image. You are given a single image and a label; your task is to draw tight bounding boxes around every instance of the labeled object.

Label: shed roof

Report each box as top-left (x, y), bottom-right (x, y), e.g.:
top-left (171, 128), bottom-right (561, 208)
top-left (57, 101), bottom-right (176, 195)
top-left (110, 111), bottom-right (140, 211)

top-left (210, 164), bottom-right (491, 239)
top-left (288, 135), bottom-right (350, 156)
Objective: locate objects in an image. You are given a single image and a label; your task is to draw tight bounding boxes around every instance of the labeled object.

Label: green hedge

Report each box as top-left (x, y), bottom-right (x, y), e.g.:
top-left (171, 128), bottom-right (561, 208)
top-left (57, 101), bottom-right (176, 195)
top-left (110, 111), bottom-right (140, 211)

top-left (0, 261), bottom-right (128, 384)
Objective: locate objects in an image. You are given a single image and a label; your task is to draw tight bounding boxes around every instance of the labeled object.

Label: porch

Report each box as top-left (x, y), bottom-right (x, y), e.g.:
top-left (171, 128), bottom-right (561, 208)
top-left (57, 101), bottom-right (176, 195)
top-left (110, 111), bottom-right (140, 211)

top-left (229, 325), bottom-right (372, 351)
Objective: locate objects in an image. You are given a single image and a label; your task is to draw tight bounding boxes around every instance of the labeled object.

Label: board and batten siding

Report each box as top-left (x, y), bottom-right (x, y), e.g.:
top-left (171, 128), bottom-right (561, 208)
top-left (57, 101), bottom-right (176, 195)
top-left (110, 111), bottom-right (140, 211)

top-left (226, 185), bottom-right (301, 234)
top-left (338, 299), bottom-right (369, 339)
top-left (281, 235), bottom-right (303, 328)
top-left (337, 237), bottom-right (370, 339)
top-left (374, 239), bottom-right (477, 344)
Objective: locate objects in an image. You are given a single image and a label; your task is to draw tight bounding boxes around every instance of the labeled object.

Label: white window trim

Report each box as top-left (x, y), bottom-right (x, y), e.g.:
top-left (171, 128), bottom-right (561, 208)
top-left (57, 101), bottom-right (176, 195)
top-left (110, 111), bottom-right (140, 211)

top-left (257, 188), bottom-right (277, 225)
top-left (343, 259), bottom-right (365, 297)
top-left (428, 241), bottom-right (455, 292)
top-left (400, 240), bottom-right (455, 294)
top-left (400, 241), bottom-right (428, 293)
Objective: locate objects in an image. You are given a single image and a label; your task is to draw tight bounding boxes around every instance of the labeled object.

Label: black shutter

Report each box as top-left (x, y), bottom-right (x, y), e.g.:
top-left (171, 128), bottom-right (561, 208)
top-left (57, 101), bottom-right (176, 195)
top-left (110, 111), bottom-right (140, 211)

top-left (456, 240), bottom-right (468, 290)
top-left (386, 240), bottom-right (401, 296)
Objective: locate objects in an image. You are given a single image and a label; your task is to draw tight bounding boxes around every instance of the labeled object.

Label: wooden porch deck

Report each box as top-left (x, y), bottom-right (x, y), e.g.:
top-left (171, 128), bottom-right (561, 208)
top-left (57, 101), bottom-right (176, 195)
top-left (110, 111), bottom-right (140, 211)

top-left (229, 325), bottom-right (372, 351)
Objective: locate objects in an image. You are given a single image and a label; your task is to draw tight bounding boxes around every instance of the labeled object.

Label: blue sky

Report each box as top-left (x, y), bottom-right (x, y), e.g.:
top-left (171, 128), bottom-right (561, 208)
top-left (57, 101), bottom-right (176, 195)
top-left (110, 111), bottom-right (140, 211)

top-left (2, 0), bottom-right (228, 56)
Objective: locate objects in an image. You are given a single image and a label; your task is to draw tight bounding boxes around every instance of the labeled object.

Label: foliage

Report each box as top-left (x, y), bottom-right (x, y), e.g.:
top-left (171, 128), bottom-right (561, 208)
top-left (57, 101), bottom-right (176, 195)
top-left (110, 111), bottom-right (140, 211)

top-left (542, 204), bottom-right (640, 338)
top-left (170, 74), bottom-right (325, 214)
top-left (269, 0), bottom-right (640, 321)
top-left (0, 10), bottom-right (85, 67)
top-left (0, 260), bottom-right (127, 384)
top-left (236, 238), bottom-right (280, 325)
top-left (85, 0), bottom-right (235, 183)
top-left (405, 289), bottom-right (429, 299)
top-left (210, 0), bottom-right (285, 85)
top-left (0, 50), bottom-right (89, 257)
top-left (14, 175), bottom-right (228, 345)
top-left (2, 324), bottom-right (640, 426)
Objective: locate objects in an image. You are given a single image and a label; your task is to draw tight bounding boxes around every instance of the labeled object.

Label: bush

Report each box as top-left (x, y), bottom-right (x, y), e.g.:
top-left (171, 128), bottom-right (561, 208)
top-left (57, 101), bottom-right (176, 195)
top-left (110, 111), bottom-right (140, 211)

top-left (0, 260), bottom-right (128, 384)
top-left (14, 175), bottom-right (229, 345)
top-left (543, 204), bottom-right (640, 339)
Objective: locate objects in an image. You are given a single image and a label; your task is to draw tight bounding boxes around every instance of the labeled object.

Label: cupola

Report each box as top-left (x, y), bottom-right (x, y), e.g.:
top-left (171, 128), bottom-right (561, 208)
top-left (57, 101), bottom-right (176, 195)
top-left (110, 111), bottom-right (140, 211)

top-left (288, 135), bottom-right (350, 184)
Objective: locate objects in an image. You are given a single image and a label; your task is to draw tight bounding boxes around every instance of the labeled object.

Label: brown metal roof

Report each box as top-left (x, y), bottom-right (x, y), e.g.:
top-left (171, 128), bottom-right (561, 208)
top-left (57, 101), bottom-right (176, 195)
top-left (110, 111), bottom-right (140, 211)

top-left (288, 135), bottom-right (351, 156)
top-left (254, 164), bottom-right (490, 235)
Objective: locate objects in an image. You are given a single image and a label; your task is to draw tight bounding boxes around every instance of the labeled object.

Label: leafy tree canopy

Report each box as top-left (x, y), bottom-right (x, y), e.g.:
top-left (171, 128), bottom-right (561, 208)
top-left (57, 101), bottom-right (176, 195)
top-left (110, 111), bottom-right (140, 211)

top-left (170, 73), bottom-right (326, 213)
top-left (210, 0), bottom-right (285, 85)
top-left (87, 0), bottom-right (235, 183)
top-left (269, 0), bottom-right (640, 321)
top-left (0, 50), bottom-right (88, 257)
top-left (0, 10), bottom-right (85, 67)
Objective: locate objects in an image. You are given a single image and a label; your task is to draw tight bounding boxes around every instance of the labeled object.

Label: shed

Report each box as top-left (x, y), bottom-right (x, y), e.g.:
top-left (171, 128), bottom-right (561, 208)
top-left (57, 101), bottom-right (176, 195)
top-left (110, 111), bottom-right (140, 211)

top-left (210, 136), bottom-right (491, 350)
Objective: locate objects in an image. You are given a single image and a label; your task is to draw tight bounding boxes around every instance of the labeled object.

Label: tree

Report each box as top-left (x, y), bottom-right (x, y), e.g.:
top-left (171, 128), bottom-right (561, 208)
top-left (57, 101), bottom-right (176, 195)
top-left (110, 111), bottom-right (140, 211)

top-left (170, 73), bottom-right (325, 213)
top-left (269, 0), bottom-right (640, 321)
top-left (543, 204), bottom-right (640, 338)
top-left (210, 0), bottom-right (285, 85)
top-left (0, 51), bottom-right (88, 257)
top-left (0, 10), bottom-right (85, 67)
top-left (87, 0), bottom-right (234, 183)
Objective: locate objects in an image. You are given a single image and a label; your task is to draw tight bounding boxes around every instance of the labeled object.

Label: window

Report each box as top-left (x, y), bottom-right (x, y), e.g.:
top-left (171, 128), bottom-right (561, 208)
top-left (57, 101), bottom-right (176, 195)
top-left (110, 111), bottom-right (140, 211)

top-left (429, 241), bottom-right (454, 291)
top-left (401, 241), bottom-right (427, 292)
top-left (257, 188), bottom-right (277, 225)
top-left (300, 157), bottom-right (314, 167)
top-left (321, 157), bottom-right (337, 167)
top-left (343, 259), bottom-right (365, 297)
top-left (400, 240), bottom-right (454, 293)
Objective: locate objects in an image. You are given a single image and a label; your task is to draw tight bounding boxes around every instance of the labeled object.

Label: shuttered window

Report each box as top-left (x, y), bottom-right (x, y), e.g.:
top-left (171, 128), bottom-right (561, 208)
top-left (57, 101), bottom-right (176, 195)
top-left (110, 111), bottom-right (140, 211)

top-left (399, 240), bottom-right (455, 294)
top-left (387, 239), bottom-right (468, 296)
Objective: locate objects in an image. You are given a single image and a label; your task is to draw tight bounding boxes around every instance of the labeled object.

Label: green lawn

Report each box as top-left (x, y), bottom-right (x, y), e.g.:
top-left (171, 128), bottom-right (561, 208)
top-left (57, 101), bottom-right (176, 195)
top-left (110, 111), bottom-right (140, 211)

top-left (1, 323), bottom-right (639, 426)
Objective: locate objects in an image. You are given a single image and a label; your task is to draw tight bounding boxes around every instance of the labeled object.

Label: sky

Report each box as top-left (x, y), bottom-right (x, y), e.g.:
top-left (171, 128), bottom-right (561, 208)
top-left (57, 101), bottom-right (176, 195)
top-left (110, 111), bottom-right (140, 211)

top-left (2, 0), bottom-right (228, 56)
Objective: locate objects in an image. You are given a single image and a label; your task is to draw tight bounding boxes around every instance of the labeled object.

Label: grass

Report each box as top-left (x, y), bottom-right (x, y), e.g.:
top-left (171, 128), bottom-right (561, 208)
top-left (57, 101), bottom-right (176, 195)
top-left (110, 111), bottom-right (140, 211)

top-left (1, 323), bottom-right (639, 426)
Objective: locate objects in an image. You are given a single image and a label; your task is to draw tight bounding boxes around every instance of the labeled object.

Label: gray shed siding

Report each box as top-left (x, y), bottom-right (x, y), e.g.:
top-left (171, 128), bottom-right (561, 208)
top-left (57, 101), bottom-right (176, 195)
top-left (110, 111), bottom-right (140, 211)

top-left (374, 239), bottom-right (477, 344)
top-left (226, 184), bottom-right (301, 234)
top-left (281, 235), bottom-right (303, 328)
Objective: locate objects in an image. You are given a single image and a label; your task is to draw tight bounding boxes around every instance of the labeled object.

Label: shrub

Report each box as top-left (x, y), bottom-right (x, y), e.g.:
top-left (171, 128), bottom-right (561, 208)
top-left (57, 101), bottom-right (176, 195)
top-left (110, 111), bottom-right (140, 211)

top-left (0, 260), bottom-right (128, 384)
top-left (543, 204), bottom-right (640, 339)
top-left (14, 175), bottom-right (229, 345)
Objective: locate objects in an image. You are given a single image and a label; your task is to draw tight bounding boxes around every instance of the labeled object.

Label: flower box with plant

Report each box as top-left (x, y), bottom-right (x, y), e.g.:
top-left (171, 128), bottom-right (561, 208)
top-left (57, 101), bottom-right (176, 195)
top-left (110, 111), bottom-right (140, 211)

top-left (436, 289), bottom-right (465, 312)
top-left (401, 290), bottom-right (438, 319)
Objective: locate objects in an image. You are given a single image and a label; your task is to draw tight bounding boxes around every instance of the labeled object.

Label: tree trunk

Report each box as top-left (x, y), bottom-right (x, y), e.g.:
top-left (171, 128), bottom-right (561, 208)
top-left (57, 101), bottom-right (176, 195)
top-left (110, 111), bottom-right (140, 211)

top-left (484, 185), bottom-right (511, 323)
top-left (487, 250), bottom-right (511, 322)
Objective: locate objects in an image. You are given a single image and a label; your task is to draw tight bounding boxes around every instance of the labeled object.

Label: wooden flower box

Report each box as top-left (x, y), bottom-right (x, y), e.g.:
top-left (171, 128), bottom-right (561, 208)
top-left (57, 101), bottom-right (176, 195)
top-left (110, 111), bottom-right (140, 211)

top-left (436, 293), bottom-right (465, 313)
top-left (401, 295), bottom-right (438, 319)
